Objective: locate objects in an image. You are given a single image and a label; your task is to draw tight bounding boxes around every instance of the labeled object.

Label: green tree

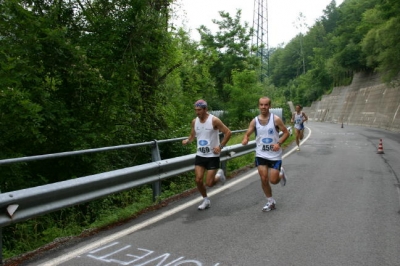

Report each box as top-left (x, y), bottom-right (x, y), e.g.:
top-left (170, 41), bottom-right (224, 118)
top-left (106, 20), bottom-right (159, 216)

top-left (0, 0), bottom-right (178, 190)
top-left (198, 9), bottom-right (256, 107)
top-left (226, 70), bottom-right (263, 127)
top-left (321, 0), bottom-right (340, 34)
top-left (174, 28), bottom-right (217, 109)
top-left (361, 0), bottom-right (400, 81)
top-left (269, 39), bottom-right (304, 87)
top-left (324, 0), bottom-right (379, 77)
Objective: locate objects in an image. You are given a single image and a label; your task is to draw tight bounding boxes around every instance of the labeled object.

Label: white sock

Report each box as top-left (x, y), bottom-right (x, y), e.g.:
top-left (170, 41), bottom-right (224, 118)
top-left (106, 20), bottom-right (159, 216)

top-left (267, 197), bottom-right (274, 203)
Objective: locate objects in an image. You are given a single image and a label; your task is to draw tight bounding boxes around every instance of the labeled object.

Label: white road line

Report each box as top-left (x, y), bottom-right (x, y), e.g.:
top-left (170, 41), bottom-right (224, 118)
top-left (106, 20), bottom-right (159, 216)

top-left (290, 126), bottom-right (311, 154)
top-left (39, 128), bottom-right (311, 266)
top-left (39, 171), bottom-right (256, 266)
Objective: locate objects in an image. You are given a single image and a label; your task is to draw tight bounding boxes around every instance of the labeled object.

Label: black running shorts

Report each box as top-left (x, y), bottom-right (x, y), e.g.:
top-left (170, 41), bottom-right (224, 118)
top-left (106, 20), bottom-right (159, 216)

top-left (255, 157), bottom-right (282, 171)
top-left (195, 156), bottom-right (220, 170)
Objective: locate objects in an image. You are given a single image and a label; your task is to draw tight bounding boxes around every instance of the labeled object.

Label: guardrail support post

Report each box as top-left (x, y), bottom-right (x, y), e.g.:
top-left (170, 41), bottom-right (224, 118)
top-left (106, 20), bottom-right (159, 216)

top-left (219, 133), bottom-right (226, 172)
top-left (0, 187), bottom-right (2, 266)
top-left (0, 227), bottom-right (3, 266)
top-left (151, 140), bottom-right (162, 202)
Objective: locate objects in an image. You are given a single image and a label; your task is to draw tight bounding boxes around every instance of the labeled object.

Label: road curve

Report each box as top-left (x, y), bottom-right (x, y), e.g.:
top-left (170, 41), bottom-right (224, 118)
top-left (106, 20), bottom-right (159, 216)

top-left (21, 122), bottom-right (400, 266)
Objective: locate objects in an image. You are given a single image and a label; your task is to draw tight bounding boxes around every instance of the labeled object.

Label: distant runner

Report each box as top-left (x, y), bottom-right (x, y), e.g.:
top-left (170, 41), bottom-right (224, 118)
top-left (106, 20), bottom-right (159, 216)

top-left (291, 104), bottom-right (308, 151)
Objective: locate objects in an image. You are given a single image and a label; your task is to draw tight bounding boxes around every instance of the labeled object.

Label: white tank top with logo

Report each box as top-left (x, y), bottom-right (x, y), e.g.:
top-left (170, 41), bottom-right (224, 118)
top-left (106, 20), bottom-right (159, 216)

top-left (293, 112), bottom-right (304, 129)
top-left (255, 113), bottom-right (282, 161)
top-left (195, 114), bottom-right (219, 158)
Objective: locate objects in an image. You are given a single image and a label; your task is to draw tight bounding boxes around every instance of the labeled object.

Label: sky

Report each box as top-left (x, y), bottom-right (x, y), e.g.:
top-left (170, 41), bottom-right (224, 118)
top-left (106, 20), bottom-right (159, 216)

top-left (173, 0), bottom-right (344, 47)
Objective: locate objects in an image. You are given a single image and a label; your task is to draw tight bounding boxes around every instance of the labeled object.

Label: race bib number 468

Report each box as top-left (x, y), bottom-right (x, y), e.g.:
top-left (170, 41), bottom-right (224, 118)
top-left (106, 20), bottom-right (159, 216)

top-left (198, 139), bottom-right (211, 154)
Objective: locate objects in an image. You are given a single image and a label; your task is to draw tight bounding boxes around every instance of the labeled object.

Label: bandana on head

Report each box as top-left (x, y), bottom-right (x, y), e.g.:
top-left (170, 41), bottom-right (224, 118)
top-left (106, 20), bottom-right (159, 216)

top-left (194, 99), bottom-right (207, 108)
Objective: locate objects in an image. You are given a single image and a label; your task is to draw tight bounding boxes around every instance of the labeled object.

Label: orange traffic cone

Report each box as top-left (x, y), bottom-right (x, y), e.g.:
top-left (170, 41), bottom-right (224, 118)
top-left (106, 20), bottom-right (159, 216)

top-left (377, 139), bottom-right (384, 154)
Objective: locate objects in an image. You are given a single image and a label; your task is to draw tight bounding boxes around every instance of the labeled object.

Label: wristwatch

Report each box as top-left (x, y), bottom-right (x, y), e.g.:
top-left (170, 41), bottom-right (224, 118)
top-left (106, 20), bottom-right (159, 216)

top-left (219, 144), bottom-right (224, 149)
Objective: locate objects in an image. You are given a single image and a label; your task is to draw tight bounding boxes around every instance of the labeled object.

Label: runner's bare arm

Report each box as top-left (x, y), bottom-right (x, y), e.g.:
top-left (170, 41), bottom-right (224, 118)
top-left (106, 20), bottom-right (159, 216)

top-left (242, 119), bottom-right (256, 145)
top-left (182, 119), bottom-right (196, 145)
top-left (302, 112), bottom-right (308, 122)
top-left (273, 115), bottom-right (289, 151)
top-left (213, 117), bottom-right (231, 148)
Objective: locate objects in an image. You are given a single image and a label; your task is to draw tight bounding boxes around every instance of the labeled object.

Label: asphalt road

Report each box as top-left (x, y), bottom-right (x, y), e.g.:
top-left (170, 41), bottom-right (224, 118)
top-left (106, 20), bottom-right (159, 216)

top-left (23, 122), bottom-right (400, 266)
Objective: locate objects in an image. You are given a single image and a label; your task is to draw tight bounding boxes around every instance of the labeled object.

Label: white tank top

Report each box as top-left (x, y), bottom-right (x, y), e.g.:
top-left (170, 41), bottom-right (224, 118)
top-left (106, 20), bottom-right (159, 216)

top-left (255, 113), bottom-right (282, 160)
top-left (293, 112), bottom-right (304, 129)
top-left (195, 114), bottom-right (220, 158)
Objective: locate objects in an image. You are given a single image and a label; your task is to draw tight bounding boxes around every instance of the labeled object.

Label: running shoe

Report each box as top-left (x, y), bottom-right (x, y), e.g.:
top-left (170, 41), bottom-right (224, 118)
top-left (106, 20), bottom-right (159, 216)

top-left (280, 167), bottom-right (287, 186)
top-left (198, 199), bottom-right (211, 210)
top-left (296, 146), bottom-right (300, 151)
top-left (216, 169), bottom-right (226, 185)
top-left (262, 200), bottom-right (276, 212)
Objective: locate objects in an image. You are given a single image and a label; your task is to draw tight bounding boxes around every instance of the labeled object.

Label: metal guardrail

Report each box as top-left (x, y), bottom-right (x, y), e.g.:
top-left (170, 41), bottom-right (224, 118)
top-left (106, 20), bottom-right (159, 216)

top-left (0, 130), bottom-right (253, 225)
top-left (0, 141), bottom-right (255, 228)
top-left (0, 127), bottom-right (291, 263)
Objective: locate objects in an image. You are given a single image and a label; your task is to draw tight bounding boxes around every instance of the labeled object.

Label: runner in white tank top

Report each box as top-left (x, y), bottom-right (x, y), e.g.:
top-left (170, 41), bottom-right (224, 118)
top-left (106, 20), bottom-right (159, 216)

top-left (291, 104), bottom-right (308, 151)
top-left (195, 114), bottom-right (220, 158)
top-left (254, 112), bottom-right (282, 161)
top-left (242, 97), bottom-right (290, 212)
top-left (182, 99), bottom-right (232, 210)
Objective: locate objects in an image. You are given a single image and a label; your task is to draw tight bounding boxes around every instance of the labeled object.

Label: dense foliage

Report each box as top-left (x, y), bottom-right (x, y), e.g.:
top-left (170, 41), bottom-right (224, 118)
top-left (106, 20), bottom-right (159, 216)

top-left (268, 0), bottom-right (400, 105)
top-left (1, 0), bottom-right (400, 260)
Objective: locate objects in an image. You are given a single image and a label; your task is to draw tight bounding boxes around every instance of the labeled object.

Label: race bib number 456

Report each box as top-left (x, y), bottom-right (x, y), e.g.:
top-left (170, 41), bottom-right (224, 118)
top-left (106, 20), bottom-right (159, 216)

top-left (259, 137), bottom-right (276, 152)
top-left (262, 144), bottom-right (274, 151)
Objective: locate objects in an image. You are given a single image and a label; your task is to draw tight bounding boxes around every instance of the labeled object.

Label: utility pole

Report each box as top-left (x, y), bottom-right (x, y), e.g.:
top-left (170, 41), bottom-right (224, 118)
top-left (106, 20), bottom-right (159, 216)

top-left (252, 0), bottom-right (269, 81)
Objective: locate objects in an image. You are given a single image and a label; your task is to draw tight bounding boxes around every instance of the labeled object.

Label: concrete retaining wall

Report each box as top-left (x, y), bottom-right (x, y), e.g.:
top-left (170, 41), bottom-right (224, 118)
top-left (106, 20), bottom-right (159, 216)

top-left (302, 72), bottom-right (400, 132)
